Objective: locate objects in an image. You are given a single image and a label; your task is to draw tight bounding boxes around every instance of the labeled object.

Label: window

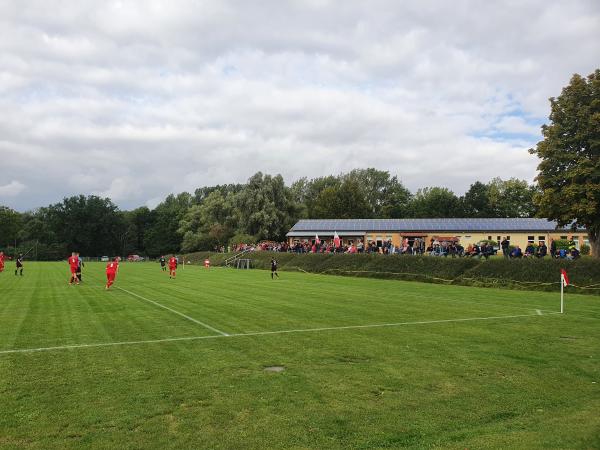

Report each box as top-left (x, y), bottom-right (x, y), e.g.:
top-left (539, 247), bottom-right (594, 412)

top-left (497, 236), bottom-right (501, 243)
top-left (488, 236), bottom-right (492, 241)
top-left (527, 236), bottom-right (534, 243)
top-left (560, 236), bottom-right (567, 240)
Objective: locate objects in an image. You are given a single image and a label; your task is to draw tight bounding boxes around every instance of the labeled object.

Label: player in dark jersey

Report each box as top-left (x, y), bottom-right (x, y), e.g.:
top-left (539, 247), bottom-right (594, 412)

top-left (271, 258), bottom-right (279, 279)
top-left (76, 253), bottom-right (84, 282)
top-left (15, 254), bottom-right (24, 276)
top-left (159, 256), bottom-right (167, 271)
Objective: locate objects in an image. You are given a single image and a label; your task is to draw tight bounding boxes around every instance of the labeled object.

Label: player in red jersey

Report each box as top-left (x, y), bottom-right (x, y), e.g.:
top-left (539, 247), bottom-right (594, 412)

top-left (105, 258), bottom-right (119, 290)
top-left (68, 252), bottom-right (79, 285)
top-left (0, 251), bottom-right (5, 273)
top-left (169, 255), bottom-right (178, 279)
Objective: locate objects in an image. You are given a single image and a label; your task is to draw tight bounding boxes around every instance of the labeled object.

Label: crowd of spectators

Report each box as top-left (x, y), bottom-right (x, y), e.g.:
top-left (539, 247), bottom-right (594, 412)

top-left (499, 237), bottom-right (580, 260)
top-left (223, 237), bottom-right (582, 260)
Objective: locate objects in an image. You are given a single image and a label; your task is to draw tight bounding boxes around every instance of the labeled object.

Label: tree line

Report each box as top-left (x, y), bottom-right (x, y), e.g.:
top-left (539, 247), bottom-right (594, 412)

top-left (0, 170), bottom-right (538, 259)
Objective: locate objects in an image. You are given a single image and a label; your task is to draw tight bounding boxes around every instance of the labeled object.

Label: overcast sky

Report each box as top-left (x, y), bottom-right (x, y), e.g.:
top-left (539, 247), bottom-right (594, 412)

top-left (1, 1), bottom-right (599, 211)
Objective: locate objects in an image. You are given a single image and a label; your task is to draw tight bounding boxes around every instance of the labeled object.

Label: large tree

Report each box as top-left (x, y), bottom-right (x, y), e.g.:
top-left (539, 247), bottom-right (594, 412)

top-left (530, 69), bottom-right (600, 257)
top-left (487, 178), bottom-right (538, 218)
top-left (144, 192), bottom-right (192, 257)
top-left (312, 179), bottom-right (372, 219)
top-left (235, 172), bottom-right (301, 241)
top-left (343, 168), bottom-right (411, 218)
top-left (0, 206), bottom-right (22, 248)
top-left (179, 190), bottom-right (237, 251)
top-left (406, 187), bottom-right (462, 218)
top-left (46, 195), bottom-right (125, 256)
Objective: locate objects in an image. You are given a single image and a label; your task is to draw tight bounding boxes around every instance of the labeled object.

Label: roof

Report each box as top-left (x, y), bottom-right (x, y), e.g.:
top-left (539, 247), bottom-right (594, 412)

top-left (288, 218), bottom-right (586, 234)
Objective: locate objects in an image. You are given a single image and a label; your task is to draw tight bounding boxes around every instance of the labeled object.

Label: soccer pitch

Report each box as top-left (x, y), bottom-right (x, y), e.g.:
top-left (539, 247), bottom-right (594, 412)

top-left (0, 262), bottom-right (599, 449)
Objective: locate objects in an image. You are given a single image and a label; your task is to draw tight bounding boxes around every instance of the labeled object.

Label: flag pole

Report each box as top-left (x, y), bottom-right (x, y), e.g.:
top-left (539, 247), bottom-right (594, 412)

top-left (560, 273), bottom-right (564, 314)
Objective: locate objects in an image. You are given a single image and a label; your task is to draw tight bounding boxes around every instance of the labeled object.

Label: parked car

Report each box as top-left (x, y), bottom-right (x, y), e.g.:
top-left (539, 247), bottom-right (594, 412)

top-left (127, 254), bottom-right (144, 262)
top-left (101, 256), bottom-right (109, 262)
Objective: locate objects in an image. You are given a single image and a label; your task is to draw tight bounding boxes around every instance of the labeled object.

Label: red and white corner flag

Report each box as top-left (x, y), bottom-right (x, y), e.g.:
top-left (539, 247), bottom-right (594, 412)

top-left (561, 269), bottom-right (569, 287)
top-left (333, 231), bottom-right (341, 248)
top-left (315, 234), bottom-right (320, 245)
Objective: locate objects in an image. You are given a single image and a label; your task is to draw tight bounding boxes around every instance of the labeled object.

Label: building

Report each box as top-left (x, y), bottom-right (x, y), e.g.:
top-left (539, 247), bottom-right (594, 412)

top-left (286, 218), bottom-right (589, 251)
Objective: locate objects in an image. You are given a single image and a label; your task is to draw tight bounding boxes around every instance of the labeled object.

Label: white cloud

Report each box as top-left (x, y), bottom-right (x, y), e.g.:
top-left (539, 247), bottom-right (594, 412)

top-left (0, 0), bottom-right (598, 210)
top-left (0, 180), bottom-right (26, 197)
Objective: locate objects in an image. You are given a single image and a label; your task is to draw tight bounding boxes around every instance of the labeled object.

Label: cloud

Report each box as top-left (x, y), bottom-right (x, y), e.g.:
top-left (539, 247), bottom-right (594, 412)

top-left (0, 180), bottom-right (26, 197)
top-left (0, 0), bottom-right (598, 211)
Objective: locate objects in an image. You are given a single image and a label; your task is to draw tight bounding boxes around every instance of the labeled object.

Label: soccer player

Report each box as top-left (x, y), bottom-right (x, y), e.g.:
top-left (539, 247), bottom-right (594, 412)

top-left (76, 252), bottom-right (84, 283)
top-left (169, 255), bottom-right (178, 279)
top-left (0, 251), bottom-right (4, 273)
top-left (105, 258), bottom-right (119, 290)
top-left (68, 252), bottom-right (79, 285)
top-left (271, 258), bottom-right (279, 279)
top-left (159, 255), bottom-right (167, 272)
top-left (15, 254), bottom-right (24, 276)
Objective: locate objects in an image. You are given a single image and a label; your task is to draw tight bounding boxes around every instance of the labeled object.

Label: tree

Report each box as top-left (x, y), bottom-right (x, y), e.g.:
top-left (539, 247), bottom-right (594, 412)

top-left (461, 181), bottom-right (492, 217)
top-left (45, 196), bottom-right (125, 256)
top-left (291, 175), bottom-right (341, 219)
top-left (312, 179), bottom-right (372, 219)
top-left (529, 69), bottom-right (600, 257)
top-left (144, 192), bottom-right (192, 256)
top-left (406, 187), bottom-right (461, 218)
top-left (343, 168), bottom-right (411, 218)
top-left (235, 172), bottom-right (301, 241)
top-left (179, 191), bottom-right (237, 252)
top-left (487, 178), bottom-right (537, 218)
top-left (0, 206), bottom-right (22, 248)
top-left (121, 207), bottom-right (154, 255)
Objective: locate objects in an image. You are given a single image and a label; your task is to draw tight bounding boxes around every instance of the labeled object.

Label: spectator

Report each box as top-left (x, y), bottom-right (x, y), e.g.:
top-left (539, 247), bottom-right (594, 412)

top-left (550, 239), bottom-right (557, 258)
top-left (537, 241), bottom-right (548, 258)
top-left (524, 243), bottom-right (536, 258)
top-left (510, 245), bottom-right (523, 258)
top-left (568, 248), bottom-right (580, 260)
top-left (501, 237), bottom-right (510, 258)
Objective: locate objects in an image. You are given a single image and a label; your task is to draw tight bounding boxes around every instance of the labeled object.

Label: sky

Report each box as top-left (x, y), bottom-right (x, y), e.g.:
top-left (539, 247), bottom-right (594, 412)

top-left (1, 0), bottom-right (599, 211)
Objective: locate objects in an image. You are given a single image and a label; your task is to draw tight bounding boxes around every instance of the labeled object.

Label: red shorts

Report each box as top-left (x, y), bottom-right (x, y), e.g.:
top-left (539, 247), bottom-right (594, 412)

top-left (70, 266), bottom-right (78, 274)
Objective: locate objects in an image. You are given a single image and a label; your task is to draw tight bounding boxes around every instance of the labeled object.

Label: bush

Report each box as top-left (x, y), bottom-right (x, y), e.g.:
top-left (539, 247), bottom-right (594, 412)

top-left (229, 233), bottom-right (256, 246)
top-left (553, 239), bottom-right (571, 251)
top-left (581, 244), bottom-right (591, 256)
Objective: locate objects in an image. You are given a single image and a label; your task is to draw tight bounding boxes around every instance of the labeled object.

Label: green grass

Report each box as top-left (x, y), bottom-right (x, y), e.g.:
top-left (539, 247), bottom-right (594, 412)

top-left (0, 262), bottom-right (599, 449)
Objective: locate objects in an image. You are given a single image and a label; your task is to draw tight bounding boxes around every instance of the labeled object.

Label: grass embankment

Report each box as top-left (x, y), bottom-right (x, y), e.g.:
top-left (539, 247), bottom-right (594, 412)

top-left (186, 251), bottom-right (600, 295)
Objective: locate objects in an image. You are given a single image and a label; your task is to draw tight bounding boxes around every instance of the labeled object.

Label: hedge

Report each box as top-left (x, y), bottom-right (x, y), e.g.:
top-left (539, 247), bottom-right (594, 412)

top-left (184, 251), bottom-right (600, 296)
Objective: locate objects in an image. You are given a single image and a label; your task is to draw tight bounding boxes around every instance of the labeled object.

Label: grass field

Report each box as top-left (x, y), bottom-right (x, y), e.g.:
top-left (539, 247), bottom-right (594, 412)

top-left (0, 262), bottom-right (599, 449)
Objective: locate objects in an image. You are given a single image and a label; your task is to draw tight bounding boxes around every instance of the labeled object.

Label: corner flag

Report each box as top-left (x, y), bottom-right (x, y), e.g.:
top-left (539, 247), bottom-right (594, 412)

top-left (561, 269), bottom-right (569, 287)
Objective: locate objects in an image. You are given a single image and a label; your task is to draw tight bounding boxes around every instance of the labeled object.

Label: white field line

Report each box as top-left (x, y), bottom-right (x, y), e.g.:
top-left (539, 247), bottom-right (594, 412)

top-left (0, 311), bottom-right (560, 355)
top-left (117, 287), bottom-right (229, 336)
